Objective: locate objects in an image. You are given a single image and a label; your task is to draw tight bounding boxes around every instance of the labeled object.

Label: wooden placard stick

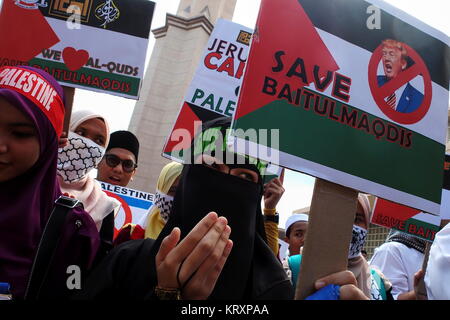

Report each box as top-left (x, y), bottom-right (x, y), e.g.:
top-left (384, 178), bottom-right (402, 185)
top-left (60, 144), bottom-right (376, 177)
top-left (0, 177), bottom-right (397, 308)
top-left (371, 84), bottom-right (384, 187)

top-left (295, 178), bottom-right (358, 300)
top-left (62, 86), bottom-right (75, 137)
top-left (279, 168), bottom-right (285, 184)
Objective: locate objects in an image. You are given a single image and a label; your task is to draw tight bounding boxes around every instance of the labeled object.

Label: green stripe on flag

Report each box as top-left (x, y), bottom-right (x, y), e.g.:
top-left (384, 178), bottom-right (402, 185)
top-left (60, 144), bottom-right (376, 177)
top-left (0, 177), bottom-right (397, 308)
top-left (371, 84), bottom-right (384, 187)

top-left (234, 89), bottom-right (444, 204)
top-left (393, 217), bottom-right (440, 242)
top-left (28, 58), bottom-right (140, 97)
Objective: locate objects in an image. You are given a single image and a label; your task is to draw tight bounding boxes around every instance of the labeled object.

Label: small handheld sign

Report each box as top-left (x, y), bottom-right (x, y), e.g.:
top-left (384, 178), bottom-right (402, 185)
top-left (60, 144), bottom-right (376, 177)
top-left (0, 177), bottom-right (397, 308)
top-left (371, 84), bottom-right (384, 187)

top-left (100, 181), bottom-right (154, 238)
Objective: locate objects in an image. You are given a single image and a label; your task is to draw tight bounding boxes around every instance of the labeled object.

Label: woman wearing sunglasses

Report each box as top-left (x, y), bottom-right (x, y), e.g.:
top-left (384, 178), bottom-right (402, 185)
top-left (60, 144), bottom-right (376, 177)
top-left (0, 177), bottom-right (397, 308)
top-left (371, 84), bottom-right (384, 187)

top-left (96, 130), bottom-right (139, 187)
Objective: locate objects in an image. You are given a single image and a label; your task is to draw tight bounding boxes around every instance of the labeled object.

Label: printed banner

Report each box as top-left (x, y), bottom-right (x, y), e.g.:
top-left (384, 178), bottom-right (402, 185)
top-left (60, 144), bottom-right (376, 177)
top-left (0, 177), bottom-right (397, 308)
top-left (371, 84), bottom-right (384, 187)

top-left (371, 198), bottom-right (441, 242)
top-left (100, 181), bottom-right (154, 237)
top-left (0, 0), bottom-right (155, 99)
top-left (162, 19), bottom-right (253, 161)
top-left (371, 153), bottom-right (450, 241)
top-left (231, 0), bottom-right (450, 214)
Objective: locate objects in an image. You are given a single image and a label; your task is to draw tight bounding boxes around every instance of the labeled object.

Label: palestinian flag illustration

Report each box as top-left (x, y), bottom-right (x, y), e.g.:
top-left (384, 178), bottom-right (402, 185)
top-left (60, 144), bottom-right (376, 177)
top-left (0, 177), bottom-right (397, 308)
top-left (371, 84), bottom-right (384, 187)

top-left (0, 0), bottom-right (154, 98)
top-left (371, 198), bottom-right (441, 242)
top-left (163, 102), bottom-right (225, 160)
top-left (162, 19), bottom-right (254, 161)
top-left (372, 153), bottom-right (450, 241)
top-left (231, 0), bottom-right (450, 214)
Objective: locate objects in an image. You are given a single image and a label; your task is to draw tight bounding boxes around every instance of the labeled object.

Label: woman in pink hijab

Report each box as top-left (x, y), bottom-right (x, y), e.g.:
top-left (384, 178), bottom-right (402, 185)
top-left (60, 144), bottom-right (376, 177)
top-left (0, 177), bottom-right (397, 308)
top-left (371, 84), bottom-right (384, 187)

top-left (347, 193), bottom-right (393, 300)
top-left (57, 110), bottom-right (120, 232)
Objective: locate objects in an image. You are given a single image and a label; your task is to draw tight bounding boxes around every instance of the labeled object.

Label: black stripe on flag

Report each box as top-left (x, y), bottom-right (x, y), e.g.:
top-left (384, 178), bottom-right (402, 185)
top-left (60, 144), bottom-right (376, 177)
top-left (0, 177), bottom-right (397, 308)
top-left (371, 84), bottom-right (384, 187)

top-left (40, 0), bottom-right (155, 39)
top-left (188, 102), bottom-right (226, 125)
top-left (298, 0), bottom-right (449, 89)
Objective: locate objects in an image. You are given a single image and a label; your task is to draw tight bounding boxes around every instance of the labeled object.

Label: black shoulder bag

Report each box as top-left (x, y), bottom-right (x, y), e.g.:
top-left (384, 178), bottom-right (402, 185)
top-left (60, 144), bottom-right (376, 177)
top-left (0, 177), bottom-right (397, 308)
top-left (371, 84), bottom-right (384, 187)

top-left (24, 196), bottom-right (83, 300)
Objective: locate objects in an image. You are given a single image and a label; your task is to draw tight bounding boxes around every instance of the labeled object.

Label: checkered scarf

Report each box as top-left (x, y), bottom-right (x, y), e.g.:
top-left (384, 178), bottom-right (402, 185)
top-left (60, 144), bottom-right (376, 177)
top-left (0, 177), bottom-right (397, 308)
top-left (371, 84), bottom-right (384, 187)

top-left (349, 225), bottom-right (368, 259)
top-left (155, 191), bottom-right (174, 223)
top-left (57, 132), bottom-right (105, 183)
top-left (386, 230), bottom-right (426, 254)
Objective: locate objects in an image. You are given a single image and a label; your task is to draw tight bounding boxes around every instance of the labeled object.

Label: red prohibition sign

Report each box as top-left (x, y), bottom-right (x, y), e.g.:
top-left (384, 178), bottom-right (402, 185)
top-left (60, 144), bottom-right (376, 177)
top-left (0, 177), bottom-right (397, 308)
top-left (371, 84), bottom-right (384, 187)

top-left (368, 43), bottom-right (432, 125)
top-left (104, 191), bottom-right (133, 238)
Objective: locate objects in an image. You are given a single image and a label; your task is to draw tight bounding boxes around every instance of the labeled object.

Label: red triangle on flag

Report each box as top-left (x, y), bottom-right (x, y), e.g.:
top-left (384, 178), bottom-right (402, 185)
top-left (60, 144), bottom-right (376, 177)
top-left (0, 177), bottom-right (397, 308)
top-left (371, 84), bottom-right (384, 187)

top-left (373, 198), bottom-right (421, 222)
top-left (164, 102), bottom-right (202, 153)
top-left (235, 0), bottom-right (339, 120)
top-left (0, 0), bottom-right (60, 63)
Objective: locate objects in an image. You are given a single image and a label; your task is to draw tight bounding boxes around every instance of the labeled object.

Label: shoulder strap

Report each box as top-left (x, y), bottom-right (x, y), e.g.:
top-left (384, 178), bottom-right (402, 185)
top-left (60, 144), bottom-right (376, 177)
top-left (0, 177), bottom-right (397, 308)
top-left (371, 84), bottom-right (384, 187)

top-left (91, 210), bottom-right (115, 267)
top-left (24, 196), bottom-right (82, 300)
top-left (99, 210), bottom-right (114, 243)
top-left (370, 268), bottom-right (387, 300)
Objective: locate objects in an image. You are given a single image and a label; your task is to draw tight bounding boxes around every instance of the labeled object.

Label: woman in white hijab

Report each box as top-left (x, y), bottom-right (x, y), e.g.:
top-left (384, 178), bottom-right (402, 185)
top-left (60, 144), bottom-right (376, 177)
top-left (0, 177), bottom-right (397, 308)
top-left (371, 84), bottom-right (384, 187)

top-left (57, 110), bottom-right (120, 232)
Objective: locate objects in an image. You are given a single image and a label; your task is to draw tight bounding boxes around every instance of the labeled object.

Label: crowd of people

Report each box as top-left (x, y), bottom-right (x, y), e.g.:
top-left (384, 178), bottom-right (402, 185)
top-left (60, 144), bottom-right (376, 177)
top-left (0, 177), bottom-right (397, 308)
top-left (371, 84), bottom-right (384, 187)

top-left (0, 65), bottom-right (449, 301)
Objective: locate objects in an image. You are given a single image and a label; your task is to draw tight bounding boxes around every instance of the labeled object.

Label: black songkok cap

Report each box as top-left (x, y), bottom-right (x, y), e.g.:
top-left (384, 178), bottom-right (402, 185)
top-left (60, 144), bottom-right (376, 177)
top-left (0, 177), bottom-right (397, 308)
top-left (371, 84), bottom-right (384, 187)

top-left (107, 130), bottom-right (140, 163)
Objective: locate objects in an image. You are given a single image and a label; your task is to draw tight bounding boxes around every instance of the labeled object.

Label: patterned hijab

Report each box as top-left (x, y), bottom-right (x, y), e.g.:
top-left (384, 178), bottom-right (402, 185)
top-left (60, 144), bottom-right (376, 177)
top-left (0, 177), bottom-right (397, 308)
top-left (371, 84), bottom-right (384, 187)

top-left (144, 161), bottom-right (183, 239)
top-left (386, 229), bottom-right (426, 254)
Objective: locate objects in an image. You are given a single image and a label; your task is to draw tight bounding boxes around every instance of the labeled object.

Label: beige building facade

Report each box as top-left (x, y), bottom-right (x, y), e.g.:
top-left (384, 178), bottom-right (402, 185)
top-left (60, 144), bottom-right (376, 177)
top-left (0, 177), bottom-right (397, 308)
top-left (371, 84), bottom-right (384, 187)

top-left (128, 0), bottom-right (237, 192)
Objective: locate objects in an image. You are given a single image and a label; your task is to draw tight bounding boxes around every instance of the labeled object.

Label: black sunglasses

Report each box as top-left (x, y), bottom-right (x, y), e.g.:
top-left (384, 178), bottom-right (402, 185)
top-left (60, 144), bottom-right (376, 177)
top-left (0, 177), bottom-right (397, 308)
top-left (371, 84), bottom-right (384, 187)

top-left (104, 154), bottom-right (137, 173)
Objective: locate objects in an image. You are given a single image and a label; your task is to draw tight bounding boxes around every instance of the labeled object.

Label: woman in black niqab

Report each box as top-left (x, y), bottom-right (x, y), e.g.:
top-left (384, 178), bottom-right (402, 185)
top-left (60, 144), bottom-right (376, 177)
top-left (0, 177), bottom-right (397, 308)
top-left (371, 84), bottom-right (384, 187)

top-left (76, 117), bottom-right (293, 300)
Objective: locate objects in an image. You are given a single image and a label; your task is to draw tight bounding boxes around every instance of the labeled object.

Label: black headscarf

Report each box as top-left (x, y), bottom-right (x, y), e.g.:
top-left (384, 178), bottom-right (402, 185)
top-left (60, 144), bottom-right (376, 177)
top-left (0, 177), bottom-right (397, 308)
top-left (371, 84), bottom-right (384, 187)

top-left (148, 117), bottom-right (293, 299)
top-left (76, 118), bottom-right (293, 300)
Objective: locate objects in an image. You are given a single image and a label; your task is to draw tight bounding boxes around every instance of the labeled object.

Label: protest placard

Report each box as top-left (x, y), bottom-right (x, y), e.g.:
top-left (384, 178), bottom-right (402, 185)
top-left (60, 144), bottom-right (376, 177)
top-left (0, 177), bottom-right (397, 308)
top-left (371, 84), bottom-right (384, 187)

top-left (372, 198), bottom-right (441, 241)
top-left (231, 0), bottom-right (450, 215)
top-left (161, 18), bottom-right (282, 179)
top-left (0, 0), bottom-right (155, 99)
top-left (230, 0), bottom-right (449, 300)
top-left (100, 181), bottom-right (154, 237)
top-left (162, 18), bottom-right (253, 161)
top-left (372, 153), bottom-right (450, 241)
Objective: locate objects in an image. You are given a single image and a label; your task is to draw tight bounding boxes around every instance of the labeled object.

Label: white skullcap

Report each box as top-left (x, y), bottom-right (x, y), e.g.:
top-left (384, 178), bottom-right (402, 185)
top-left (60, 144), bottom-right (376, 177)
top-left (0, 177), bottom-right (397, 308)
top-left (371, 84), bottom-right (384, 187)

top-left (285, 213), bottom-right (309, 232)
